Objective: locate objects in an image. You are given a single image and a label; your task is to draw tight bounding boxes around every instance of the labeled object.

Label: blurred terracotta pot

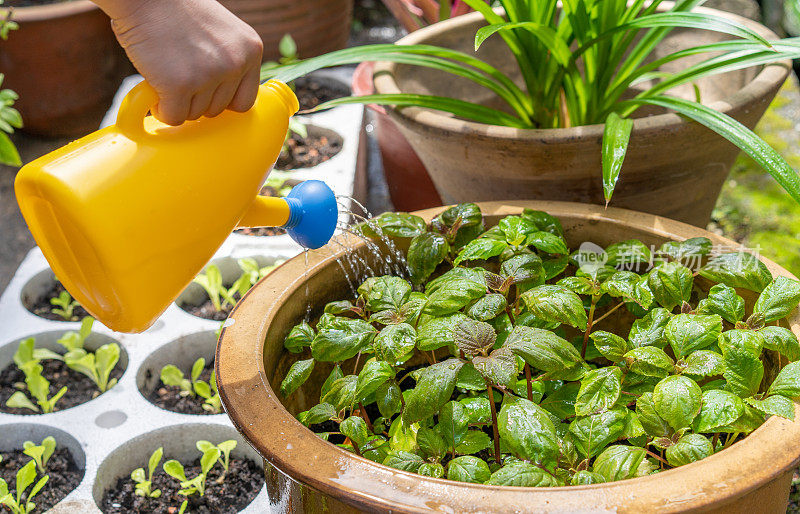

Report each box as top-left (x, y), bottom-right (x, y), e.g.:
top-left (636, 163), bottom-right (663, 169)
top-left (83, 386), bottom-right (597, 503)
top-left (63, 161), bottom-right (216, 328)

top-left (217, 200), bottom-right (800, 513)
top-left (352, 61), bottom-right (442, 211)
top-left (0, 1), bottom-right (129, 137)
top-left (219, 0), bottom-right (353, 62)
top-left (373, 7), bottom-right (791, 227)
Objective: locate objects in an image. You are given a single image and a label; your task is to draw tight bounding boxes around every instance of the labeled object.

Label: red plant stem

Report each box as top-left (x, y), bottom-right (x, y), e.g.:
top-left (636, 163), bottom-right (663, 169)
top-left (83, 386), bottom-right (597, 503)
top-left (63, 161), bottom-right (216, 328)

top-left (380, 0), bottom-right (422, 32)
top-left (592, 300), bottom-right (626, 327)
top-left (422, 350), bottom-right (435, 366)
top-left (646, 449), bottom-right (669, 467)
top-left (352, 352), bottom-right (362, 375)
top-left (430, 350), bottom-right (438, 364)
top-left (712, 432), bottom-right (719, 450)
top-left (581, 298), bottom-right (598, 359)
top-left (358, 402), bottom-right (374, 433)
top-left (486, 380), bottom-right (501, 464)
top-left (524, 364), bottom-right (533, 402)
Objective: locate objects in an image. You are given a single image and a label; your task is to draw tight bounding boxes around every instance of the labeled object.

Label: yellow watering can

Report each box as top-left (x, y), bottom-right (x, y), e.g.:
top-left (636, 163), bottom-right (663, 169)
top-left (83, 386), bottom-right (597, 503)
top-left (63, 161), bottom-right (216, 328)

top-left (15, 80), bottom-right (338, 333)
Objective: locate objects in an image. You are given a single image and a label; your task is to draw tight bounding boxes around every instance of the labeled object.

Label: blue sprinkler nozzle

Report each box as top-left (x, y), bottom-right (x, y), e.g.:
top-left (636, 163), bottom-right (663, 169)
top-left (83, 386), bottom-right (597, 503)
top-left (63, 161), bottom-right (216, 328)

top-left (282, 180), bottom-right (338, 250)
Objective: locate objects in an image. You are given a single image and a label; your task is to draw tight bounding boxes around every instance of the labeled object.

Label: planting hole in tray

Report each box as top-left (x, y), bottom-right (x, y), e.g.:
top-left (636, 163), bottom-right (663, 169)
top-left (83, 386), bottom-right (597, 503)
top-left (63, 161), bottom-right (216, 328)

top-left (275, 125), bottom-right (343, 171)
top-left (137, 331), bottom-right (221, 416)
top-left (94, 423), bottom-right (264, 514)
top-left (21, 268), bottom-right (91, 322)
top-left (0, 330), bottom-right (128, 415)
top-left (0, 423), bottom-right (85, 511)
top-left (293, 74), bottom-right (350, 113)
top-left (176, 255), bottom-right (284, 322)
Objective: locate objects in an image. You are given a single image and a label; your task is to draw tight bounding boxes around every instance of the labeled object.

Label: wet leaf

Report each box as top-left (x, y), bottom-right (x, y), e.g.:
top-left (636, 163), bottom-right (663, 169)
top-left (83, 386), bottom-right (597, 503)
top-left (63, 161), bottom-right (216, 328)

top-left (682, 350), bottom-right (724, 377)
top-left (753, 276), bottom-right (800, 322)
top-left (416, 427), bottom-right (447, 459)
top-left (402, 359), bottom-right (465, 424)
top-left (383, 451), bottom-right (424, 472)
top-left (466, 293), bottom-right (507, 321)
top-left (665, 314), bottom-right (722, 358)
top-left (527, 231), bottom-right (568, 255)
top-left (647, 262), bottom-right (693, 310)
top-left (699, 252), bottom-right (772, 292)
top-left (452, 317), bottom-right (496, 356)
top-left (601, 271), bottom-right (653, 308)
top-left (723, 342), bottom-right (764, 398)
top-left (358, 276), bottom-right (412, 311)
top-left (455, 238), bottom-right (508, 265)
top-left (341, 416), bottom-right (371, 448)
top-left (438, 401), bottom-right (468, 452)
top-left (486, 462), bottom-right (561, 486)
top-left (279, 358), bottom-right (314, 397)
top-left (321, 375), bottom-right (357, 412)
top-left (376, 381), bottom-right (402, 418)
top-left (498, 395), bottom-right (559, 468)
top-left (423, 274), bottom-right (487, 316)
top-left (520, 285), bottom-right (588, 330)
top-left (504, 325), bottom-right (583, 372)
top-left (455, 430), bottom-right (492, 454)
top-left (355, 360), bottom-right (395, 401)
top-left (605, 240), bottom-right (651, 268)
top-left (575, 367), bottom-right (623, 416)
top-left (416, 313), bottom-right (467, 351)
top-left (693, 389), bottom-right (744, 432)
top-left (499, 216), bottom-right (538, 246)
top-left (418, 462), bottom-right (445, 478)
top-left (311, 317), bottom-right (376, 362)
top-left (473, 347), bottom-right (518, 388)
top-left (628, 308), bottom-right (671, 348)
top-left (568, 408), bottom-right (627, 459)
top-left (659, 237), bottom-right (712, 263)
top-left (666, 434), bottom-right (712, 467)
top-left (447, 455), bottom-right (491, 483)
top-left (768, 361), bottom-right (800, 398)
top-left (501, 253), bottom-right (545, 287)
top-left (368, 212), bottom-right (427, 238)
top-left (759, 326), bottom-right (800, 361)
top-left (653, 375), bottom-right (701, 430)
top-left (746, 395), bottom-right (795, 420)
top-left (624, 347), bottom-right (675, 378)
top-left (593, 445), bottom-right (654, 481)
top-left (373, 323), bottom-right (416, 365)
top-left (696, 284), bottom-right (745, 324)
top-left (408, 232), bottom-right (450, 285)
top-left (284, 322), bottom-right (314, 354)
top-left (571, 471), bottom-right (606, 485)
top-left (636, 392), bottom-right (672, 438)
top-left (590, 331), bottom-right (629, 362)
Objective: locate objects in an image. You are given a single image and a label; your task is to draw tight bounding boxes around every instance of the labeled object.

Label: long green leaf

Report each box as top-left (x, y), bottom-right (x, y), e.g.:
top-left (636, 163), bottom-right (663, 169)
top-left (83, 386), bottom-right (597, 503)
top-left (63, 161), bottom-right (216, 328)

top-left (601, 112), bottom-right (634, 205)
top-left (624, 95), bottom-right (800, 205)
top-left (475, 22), bottom-right (572, 66)
top-left (310, 93), bottom-right (529, 128)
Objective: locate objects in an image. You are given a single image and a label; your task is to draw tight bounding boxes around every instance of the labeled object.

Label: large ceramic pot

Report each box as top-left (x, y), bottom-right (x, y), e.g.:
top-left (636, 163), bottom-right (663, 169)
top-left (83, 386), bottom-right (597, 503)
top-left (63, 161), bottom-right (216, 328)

top-left (352, 61), bottom-right (442, 211)
top-left (0, 1), bottom-right (130, 137)
top-left (372, 7), bottom-right (791, 227)
top-left (217, 201), bottom-right (800, 513)
top-left (218, 0), bottom-right (353, 62)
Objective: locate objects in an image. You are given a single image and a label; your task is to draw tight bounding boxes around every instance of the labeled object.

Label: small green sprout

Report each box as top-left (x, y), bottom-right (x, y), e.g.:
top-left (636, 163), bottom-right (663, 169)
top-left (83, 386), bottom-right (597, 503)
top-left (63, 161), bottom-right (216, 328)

top-left (160, 357), bottom-right (205, 398)
top-left (192, 265), bottom-right (234, 312)
top-left (163, 445), bottom-right (220, 497)
top-left (196, 370), bottom-right (222, 414)
top-left (56, 317), bottom-right (93, 352)
top-left (22, 437), bottom-right (56, 474)
top-left (0, 460), bottom-right (48, 514)
top-left (6, 361), bottom-right (67, 413)
top-left (229, 258), bottom-right (280, 301)
top-left (131, 447), bottom-right (163, 499)
top-left (194, 259), bottom-right (281, 313)
top-left (49, 290), bottom-right (79, 321)
top-left (178, 500), bottom-right (188, 514)
top-left (196, 439), bottom-right (237, 481)
top-left (282, 118), bottom-right (308, 154)
top-left (63, 342), bottom-right (120, 392)
top-left (12, 338), bottom-right (62, 368)
top-left (0, 1), bottom-right (21, 169)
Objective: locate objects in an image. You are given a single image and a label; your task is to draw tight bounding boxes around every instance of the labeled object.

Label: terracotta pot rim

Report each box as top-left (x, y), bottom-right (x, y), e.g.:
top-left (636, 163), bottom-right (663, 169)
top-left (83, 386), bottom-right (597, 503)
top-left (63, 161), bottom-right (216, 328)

top-left (0, 0), bottom-right (99, 21)
top-left (217, 201), bottom-right (800, 513)
top-left (372, 5), bottom-right (791, 141)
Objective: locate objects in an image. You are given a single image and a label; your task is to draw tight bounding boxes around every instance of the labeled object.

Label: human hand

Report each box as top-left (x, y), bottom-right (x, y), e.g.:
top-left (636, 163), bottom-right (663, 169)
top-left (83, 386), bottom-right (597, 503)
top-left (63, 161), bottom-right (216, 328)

top-left (97, 0), bottom-right (263, 125)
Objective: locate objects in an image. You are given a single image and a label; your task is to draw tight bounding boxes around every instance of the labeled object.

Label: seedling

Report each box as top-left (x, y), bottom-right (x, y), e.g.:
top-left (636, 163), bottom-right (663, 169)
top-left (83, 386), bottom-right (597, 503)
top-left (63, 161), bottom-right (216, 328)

top-left (163, 445), bottom-right (220, 497)
top-left (130, 447), bottom-right (163, 499)
top-left (0, 460), bottom-right (48, 514)
top-left (0, 4), bottom-right (21, 168)
top-left (282, 204), bottom-right (800, 486)
top-left (228, 258), bottom-right (280, 303)
top-left (196, 370), bottom-right (222, 414)
top-left (49, 290), bottom-right (79, 321)
top-left (12, 337), bottom-right (62, 368)
top-left (193, 259), bottom-right (281, 313)
top-left (22, 437), bottom-right (56, 474)
top-left (160, 357), bottom-right (205, 398)
top-left (56, 317), bottom-right (93, 352)
top-left (192, 265), bottom-right (234, 311)
top-left (282, 118), bottom-right (308, 154)
top-left (196, 439), bottom-right (237, 481)
top-left (63, 342), bottom-right (121, 392)
top-left (6, 361), bottom-right (67, 413)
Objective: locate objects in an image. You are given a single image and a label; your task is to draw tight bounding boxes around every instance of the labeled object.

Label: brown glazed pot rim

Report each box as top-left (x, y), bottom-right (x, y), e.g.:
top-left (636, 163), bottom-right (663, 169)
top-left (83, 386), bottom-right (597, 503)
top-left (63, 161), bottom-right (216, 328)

top-left (372, 4), bottom-right (791, 142)
top-left (217, 201), bottom-right (800, 513)
top-left (0, 0), bottom-right (99, 21)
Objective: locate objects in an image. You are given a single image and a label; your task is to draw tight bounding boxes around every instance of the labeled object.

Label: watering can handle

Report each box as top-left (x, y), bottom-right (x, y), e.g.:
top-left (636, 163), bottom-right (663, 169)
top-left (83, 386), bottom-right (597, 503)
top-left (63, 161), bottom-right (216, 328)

top-left (116, 81), bottom-right (159, 140)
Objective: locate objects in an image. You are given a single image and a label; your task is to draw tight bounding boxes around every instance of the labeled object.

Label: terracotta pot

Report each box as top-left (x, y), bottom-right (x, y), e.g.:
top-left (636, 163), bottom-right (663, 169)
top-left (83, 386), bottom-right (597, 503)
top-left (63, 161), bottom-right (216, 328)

top-left (217, 201), bottom-right (800, 513)
top-left (352, 61), bottom-right (442, 211)
top-left (372, 8), bottom-right (792, 227)
top-left (0, 1), bottom-right (130, 137)
top-left (218, 0), bottom-right (353, 62)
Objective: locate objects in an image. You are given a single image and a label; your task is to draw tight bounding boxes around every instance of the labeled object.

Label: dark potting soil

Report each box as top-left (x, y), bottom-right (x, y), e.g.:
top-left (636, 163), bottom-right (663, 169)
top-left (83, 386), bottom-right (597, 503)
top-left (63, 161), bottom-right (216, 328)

top-left (146, 364), bottom-right (216, 415)
top-left (275, 131), bottom-right (342, 171)
top-left (294, 77), bottom-right (349, 112)
top-left (0, 447), bottom-right (83, 511)
top-left (27, 279), bottom-right (91, 322)
top-left (0, 357), bottom-right (123, 414)
top-left (100, 456), bottom-right (263, 514)
top-left (234, 185), bottom-right (288, 237)
top-left (181, 290), bottom-right (241, 322)
top-left (789, 467), bottom-right (800, 512)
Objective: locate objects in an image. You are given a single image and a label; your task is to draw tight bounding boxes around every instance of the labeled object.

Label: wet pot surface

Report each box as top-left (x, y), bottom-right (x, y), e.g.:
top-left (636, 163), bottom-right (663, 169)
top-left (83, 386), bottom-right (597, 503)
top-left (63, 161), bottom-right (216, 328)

top-left (217, 201), bottom-right (800, 513)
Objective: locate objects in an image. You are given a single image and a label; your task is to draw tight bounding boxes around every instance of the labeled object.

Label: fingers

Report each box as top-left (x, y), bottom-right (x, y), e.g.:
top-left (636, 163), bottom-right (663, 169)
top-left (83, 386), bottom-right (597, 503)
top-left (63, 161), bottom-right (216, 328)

top-left (228, 65), bottom-right (260, 113)
top-left (152, 93), bottom-right (191, 127)
top-left (206, 80), bottom-right (240, 118)
top-left (187, 86), bottom-right (217, 121)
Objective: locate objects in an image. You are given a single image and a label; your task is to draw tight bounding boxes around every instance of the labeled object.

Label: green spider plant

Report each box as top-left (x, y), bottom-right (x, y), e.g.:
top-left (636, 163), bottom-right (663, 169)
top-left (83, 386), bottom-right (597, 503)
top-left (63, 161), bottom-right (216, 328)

top-left (263, 0), bottom-right (800, 206)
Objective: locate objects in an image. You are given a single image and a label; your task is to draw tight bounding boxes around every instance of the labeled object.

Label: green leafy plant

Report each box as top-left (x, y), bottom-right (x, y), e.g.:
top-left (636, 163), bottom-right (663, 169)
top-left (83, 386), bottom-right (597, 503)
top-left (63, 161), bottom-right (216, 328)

top-left (0, 0), bottom-right (21, 168)
top-left (163, 444), bottom-right (221, 497)
top-left (265, 0), bottom-right (800, 207)
top-left (22, 437), bottom-right (56, 474)
top-left (196, 440), bottom-right (237, 481)
top-left (63, 340), bottom-right (120, 393)
top-left (56, 317), bottom-right (93, 352)
top-left (160, 357), bottom-right (222, 413)
top-left (0, 460), bottom-right (48, 514)
top-left (6, 361), bottom-right (67, 413)
top-left (281, 203), bottom-right (800, 486)
top-left (130, 447), bottom-right (163, 498)
top-left (50, 291), bottom-right (80, 321)
top-left (193, 259), bottom-right (282, 313)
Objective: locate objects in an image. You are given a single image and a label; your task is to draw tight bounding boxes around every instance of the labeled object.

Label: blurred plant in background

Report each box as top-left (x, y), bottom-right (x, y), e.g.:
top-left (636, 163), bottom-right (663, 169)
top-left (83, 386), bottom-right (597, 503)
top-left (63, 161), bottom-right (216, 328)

top-left (0, 0), bottom-right (21, 167)
top-left (380, 0), bottom-right (473, 32)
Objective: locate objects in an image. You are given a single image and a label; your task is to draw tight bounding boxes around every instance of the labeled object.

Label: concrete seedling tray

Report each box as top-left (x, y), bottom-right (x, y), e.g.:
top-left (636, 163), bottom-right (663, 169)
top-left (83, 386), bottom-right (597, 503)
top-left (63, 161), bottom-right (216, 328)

top-left (0, 247), bottom-right (276, 512)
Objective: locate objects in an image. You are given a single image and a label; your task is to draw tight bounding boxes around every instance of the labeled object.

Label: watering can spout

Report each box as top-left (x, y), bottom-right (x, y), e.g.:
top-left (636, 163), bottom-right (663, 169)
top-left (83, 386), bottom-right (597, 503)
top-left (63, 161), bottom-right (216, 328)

top-left (237, 180), bottom-right (338, 250)
top-left (14, 79), bottom-right (338, 333)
